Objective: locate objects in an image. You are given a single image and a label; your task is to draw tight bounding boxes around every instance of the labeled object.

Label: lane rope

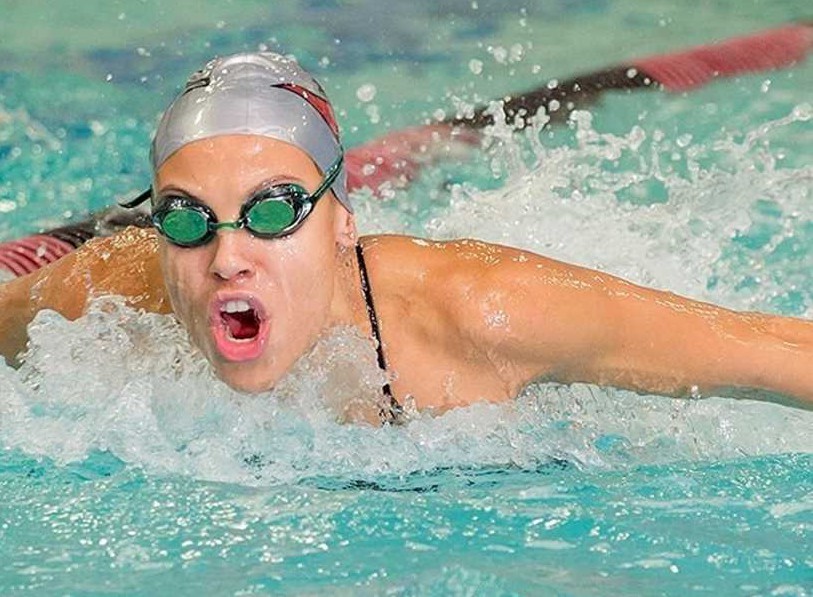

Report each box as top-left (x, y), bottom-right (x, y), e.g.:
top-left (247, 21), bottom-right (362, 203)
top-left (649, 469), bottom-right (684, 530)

top-left (2, 23), bottom-right (811, 278)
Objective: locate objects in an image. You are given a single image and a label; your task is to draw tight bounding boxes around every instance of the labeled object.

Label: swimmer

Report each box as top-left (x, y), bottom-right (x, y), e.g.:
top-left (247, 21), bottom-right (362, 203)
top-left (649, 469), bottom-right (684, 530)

top-left (1, 51), bottom-right (811, 419)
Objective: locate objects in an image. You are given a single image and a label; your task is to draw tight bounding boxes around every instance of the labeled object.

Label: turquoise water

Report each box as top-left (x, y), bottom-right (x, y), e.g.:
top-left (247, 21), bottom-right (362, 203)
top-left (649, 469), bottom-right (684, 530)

top-left (1, 0), bottom-right (812, 595)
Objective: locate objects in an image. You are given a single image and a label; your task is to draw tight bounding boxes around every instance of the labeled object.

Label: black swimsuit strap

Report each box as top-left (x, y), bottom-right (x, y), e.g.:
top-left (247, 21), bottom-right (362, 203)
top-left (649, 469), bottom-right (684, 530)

top-left (356, 243), bottom-right (402, 422)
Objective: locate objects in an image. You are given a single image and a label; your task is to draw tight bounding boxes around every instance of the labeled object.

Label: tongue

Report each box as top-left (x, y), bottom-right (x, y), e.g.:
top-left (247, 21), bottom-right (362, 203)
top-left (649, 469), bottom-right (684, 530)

top-left (223, 310), bottom-right (260, 340)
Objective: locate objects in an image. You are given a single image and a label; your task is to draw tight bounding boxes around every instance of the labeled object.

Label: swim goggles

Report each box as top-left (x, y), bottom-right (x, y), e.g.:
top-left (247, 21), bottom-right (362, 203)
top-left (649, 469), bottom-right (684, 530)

top-left (121, 153), bottom-right (343, 248)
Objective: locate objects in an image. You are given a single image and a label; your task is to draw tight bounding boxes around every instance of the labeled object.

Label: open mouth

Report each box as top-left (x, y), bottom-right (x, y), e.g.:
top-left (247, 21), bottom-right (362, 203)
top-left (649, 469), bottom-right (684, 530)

top-left (209, 295), bottom-right (270, 362)
top-left (221, 299), bottom-right (261, 341)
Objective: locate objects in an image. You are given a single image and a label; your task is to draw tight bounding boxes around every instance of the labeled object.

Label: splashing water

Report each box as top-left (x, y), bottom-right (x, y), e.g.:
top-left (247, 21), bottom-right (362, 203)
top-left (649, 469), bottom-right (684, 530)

top-left (2, 0), bottom-right (813, 591)
top-left (2, 103), bottom-right (812, 597)
top-left (3, 103), bottom-right (812, 486)
top-left (0, 128), bottom-right (813, 484)
top-left (419, 104), bottom-right (813, 310)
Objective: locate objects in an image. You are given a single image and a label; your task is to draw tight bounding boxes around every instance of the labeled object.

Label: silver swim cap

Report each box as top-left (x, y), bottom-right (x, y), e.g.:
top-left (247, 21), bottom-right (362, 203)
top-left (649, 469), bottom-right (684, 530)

top-left (152, 52), bottom-right (350, 211)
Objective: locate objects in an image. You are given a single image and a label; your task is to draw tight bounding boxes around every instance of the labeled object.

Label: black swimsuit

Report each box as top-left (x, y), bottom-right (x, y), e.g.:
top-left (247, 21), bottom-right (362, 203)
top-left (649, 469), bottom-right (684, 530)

top-left (355, 243), bottom-right (402, 423)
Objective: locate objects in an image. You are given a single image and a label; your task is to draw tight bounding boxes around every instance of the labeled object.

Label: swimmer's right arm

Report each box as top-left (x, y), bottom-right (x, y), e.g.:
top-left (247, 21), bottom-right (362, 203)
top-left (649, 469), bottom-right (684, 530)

top-left (0, 227), bottom-right (170, 365)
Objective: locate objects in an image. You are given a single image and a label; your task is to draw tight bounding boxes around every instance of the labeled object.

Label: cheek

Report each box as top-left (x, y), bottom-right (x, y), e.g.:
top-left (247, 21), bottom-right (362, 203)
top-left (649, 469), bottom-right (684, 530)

top-left (159, 245), bottom-right (209, 313)
top-left (273, 242), bottom-right (331, 303)
top-left (270, 227), bottom-right (338, 316)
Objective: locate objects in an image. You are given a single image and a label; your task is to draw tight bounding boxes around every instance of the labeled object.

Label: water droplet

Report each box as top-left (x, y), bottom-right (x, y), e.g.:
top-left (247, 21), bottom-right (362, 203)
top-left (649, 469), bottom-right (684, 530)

top-left (676, 134), bottom-right (693, 148)
top-left (469, 59), bottom-right (483, 75)
top-left (90, 121), bottom-right (107, 136)
top-left (510, 43), bottom-right (524, 62)
top-left (356, 83), bottom-right (377, 103)
top-left (485, 310), bottom-right (509, 328)
top-left (489, 46), bottom-right (508, 64)
top-left (791, 102), bottom-right (811, 121)
top-left (365, 104), bottom-right (380, 124)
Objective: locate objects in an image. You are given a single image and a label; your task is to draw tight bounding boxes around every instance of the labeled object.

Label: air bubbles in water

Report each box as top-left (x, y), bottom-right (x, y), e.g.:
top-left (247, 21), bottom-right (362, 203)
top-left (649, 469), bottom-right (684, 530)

top-left (356, 83), bottom-right (377, 103)
top-left (488, 45), bottom-right (509, 64)
top-left (791, 102), bottom-right (811, 121)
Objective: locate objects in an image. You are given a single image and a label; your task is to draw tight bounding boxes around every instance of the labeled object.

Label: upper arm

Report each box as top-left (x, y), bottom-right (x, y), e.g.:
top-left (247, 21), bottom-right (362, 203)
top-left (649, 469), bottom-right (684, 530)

top-left (451, 243), bottom-right (624, 388)
top-left (451, 241), bottom-right (813, 404)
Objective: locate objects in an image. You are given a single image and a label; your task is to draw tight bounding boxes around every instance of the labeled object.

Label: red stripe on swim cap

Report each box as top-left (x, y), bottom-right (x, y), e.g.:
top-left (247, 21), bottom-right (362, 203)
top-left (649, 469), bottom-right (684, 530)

top-left (275, 83), bottom-right (341, 139)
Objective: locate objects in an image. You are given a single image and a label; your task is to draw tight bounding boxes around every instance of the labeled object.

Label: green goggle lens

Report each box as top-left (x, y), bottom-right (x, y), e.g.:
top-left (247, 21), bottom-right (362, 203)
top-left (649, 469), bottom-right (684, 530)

top-left (246, 199), bottom-right (296, 234)
top-left (161, 209), bottom-right (210, 244)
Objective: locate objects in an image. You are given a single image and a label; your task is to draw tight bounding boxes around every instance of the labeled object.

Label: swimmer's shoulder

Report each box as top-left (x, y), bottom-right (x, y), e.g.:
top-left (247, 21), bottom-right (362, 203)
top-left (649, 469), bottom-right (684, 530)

top-left (358, 234), bottom-right (528, 318)
top-left (358, 234), bottom-right (489, 288)
top-left (359, 234), bottom-right (554, 286)
top-left (358, 234), bottom-right (479, 338)
top-left (358, 236), bottom-right (549, 386)
top-left (357, 234), bottom-right (607, 336)
top-left (45, 226), bottom-right (170, 316)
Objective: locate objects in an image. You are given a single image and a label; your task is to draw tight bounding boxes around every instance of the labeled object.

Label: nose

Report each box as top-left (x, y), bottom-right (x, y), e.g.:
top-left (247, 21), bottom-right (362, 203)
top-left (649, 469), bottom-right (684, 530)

top-left (208, 229), bottom-right (255, 282)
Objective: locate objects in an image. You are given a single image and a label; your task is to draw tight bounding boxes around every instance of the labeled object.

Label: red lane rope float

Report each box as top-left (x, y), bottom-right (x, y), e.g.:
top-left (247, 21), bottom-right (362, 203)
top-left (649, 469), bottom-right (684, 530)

top-left (634, 23), bottom-right (813, 92)
top-left (0, 235), bottom-right (75, 277)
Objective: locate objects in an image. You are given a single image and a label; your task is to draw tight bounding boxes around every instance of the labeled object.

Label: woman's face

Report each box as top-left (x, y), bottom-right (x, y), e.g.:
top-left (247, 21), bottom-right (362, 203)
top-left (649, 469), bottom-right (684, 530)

top-left (155, 135), bottom-right (355, 392)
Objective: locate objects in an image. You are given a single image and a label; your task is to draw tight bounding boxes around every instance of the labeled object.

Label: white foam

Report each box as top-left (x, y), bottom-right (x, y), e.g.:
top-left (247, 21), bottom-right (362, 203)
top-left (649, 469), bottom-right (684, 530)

top-left (1, 298), bottom-right (810, 486)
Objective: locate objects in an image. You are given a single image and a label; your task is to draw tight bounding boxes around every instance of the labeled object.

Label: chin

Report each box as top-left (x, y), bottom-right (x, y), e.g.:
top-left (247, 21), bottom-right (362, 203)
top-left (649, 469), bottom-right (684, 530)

top-left (215, 363), bottom-right (278, 394)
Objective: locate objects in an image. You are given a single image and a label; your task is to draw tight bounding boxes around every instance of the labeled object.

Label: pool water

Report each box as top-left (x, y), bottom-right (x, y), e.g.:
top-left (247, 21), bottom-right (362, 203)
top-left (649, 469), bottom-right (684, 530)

top-left (1, 0), bottom-right (812, 595)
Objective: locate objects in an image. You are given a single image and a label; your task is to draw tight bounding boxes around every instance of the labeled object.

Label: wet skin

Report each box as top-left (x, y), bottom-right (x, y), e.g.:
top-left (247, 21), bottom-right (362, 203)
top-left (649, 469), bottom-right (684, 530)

top-left (1, 135), bottom-right (812, 412)
top-left (153, 136), bottom-right (361, 393)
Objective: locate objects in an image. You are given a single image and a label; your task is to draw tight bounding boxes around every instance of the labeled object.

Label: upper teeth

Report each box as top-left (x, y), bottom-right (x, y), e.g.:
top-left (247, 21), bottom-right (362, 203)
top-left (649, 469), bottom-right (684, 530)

top-left (223, 299), bottom-right (251, 313)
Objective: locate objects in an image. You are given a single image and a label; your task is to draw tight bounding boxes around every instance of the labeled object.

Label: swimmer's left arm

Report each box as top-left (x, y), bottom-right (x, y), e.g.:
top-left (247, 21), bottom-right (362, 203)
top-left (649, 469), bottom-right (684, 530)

top-left (455, 243), bottom-right (813, 410)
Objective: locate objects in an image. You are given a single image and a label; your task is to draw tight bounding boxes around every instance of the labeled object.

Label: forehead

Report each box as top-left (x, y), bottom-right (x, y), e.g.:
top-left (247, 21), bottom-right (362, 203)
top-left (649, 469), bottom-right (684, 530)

top-left (155, 134), bottom-right (321, 190)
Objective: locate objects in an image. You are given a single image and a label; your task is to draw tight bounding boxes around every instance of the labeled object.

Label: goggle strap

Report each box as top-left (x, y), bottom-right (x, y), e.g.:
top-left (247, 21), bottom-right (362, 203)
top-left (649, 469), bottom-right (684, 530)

top-left (310, 153), bottom-right (344, 202)
top-left (119, 187), bottom-right (152, 209)
top-left (119, 153), bottom-right (340, 212)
